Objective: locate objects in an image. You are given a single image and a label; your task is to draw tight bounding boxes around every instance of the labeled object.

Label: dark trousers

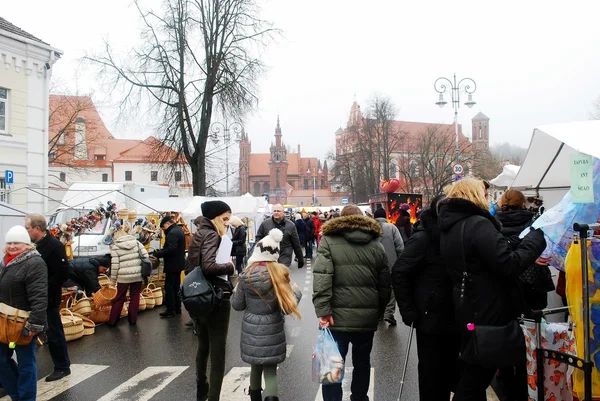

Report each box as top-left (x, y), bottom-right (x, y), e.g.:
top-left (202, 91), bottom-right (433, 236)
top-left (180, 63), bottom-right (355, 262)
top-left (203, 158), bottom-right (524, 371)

top-left (0, 338), bottom-right (37, 401)
top-left (453, 361), bottom-right (497, 401)
top-left (235, 255), bottom-right (244, 275)
top-left (109, 281), bottom-right (142, 325)
top-left (47, 306), bottom-right (70, 371)
top-left (305, 237), bottom-right (314, 258)
top-left (415, 330), bottom-right (460, 401)
top-left (322, 330), bottom-right (374, 401)
top-left (164, 271), bottom-right (182, 313)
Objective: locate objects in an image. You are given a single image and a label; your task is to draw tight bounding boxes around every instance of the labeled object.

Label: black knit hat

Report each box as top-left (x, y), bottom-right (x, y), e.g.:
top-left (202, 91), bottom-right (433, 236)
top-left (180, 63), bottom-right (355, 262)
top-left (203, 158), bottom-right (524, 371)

top-left (374, 208), bottom-right (387, 219)
top-left (201, 200), bottom-right (232, 220)
top-left (160, 215), bottom-right (174, 228)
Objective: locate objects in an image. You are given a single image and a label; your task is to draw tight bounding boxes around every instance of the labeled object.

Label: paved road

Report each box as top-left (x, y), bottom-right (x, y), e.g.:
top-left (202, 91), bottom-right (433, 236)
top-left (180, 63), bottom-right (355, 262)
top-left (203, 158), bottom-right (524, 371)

top-left (0, 257), bottom-right (424, 400)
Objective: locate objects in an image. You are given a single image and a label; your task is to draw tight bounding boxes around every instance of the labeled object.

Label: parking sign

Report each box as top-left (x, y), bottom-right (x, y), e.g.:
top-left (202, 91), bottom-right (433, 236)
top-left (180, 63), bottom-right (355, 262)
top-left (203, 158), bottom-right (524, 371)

top-left (4, 170), bottom-right (13, 184)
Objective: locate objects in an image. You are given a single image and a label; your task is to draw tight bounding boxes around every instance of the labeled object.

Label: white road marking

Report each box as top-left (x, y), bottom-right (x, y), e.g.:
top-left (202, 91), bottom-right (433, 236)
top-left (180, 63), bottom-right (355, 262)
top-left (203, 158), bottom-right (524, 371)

top-left (97, 366), bottom-right (188, 401)
top-left (314, 368), bottom-right (375, 401)
top-left (0, 364), bottom-right (109, 401)
top-left (220, 367), bottom-right (252, 400)
top-left (290, 326), bottom-right (301, 338)
top-left (304, 286), bottom-right (309, 291)
top-left (286, 344), bottom-right (294, 358)
top-left (305, 280), bottom-right (311, 284)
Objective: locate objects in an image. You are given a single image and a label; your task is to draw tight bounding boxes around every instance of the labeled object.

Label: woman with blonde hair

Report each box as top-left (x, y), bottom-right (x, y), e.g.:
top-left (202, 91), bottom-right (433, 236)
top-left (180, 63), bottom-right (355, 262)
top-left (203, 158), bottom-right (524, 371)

top-left (232, 228), bottom-right (301, 401)
top-left (186, 200), bottom-right (235, 401)
top-left (437, 178), bottom-right (547, 400)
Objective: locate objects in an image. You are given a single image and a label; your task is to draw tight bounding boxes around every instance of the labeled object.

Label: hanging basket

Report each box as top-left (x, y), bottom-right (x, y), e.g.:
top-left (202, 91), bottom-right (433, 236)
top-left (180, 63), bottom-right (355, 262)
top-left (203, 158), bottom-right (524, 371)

top-left (138, 294), bottom-right (147, 311)
top-left (90, 304), bottom-right (111, 323)
top-left (118, 207), bottom-right (129, 220)
top-left (71, 312), bottom-right (95, 336)
top-left (98, 274), bottom-right (111, 287)
top-left (93, 285), bottom-right (117, 307)
top-left (127, 211), bottom-right (137, 223)
top-left (0, 303), bottom-right (32, 346)
top-left (69, 294), bottom-right (92, 317)
top-left (60, 309), bottom-right (84, 342)
top-left (147, 283), bottom-right (163, 306)
top-left (141, 289), bottom-right (155, 309)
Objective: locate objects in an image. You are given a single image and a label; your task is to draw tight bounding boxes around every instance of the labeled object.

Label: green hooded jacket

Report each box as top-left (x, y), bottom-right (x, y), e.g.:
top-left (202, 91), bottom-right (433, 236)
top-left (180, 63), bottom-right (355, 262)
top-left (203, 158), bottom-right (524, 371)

top-left (312, 214), bottom-right (390, 332)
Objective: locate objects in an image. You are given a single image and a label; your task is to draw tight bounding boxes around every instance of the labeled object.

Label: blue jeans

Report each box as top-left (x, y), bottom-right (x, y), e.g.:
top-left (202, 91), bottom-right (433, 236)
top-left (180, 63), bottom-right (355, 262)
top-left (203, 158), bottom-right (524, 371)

top-left (305, 238), bottom-right (314, 259)
top-left (322, 330), bottom-right (374, 401)
top-left (0, 338), bottom-right (38, 401)
top-left (47, 306), bottom-right (70, 371)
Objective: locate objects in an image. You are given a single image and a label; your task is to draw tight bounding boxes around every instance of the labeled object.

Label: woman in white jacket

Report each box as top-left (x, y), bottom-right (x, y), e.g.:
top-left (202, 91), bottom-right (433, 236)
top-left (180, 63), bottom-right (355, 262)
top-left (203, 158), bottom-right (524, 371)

top-left (108, 230), bottom-right (148, 326)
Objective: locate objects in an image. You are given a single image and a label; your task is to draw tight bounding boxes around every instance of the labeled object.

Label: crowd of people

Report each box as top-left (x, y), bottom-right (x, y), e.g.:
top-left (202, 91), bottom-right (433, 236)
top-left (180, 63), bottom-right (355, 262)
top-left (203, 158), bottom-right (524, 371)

top-left (0, 181), bottom-right (560, 401)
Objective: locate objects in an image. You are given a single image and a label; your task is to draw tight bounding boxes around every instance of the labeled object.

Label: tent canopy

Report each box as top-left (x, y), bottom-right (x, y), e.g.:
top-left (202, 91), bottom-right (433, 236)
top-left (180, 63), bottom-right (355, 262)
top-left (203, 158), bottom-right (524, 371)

top-left (511, 120), bottom-right (600, 190)
top-left (490, 165), bottom-right (520, 188)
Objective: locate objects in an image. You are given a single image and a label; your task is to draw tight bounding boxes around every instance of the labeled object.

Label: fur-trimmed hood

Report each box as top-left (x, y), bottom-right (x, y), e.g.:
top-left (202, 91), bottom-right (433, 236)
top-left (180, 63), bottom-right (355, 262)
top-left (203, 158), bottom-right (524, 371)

top-left (321, 215), bottom-right (382, 244)
top-left (438, 197), bottom-right (501, 233)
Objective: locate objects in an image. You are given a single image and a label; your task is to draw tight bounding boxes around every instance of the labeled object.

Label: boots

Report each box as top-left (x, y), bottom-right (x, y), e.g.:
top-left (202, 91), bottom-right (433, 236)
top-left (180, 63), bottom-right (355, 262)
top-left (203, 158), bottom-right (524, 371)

top-left (248, 388), bottom-right (262, 401)
top-left (264, 397), bottom-right (279, 401)
top-left (196, 380), bottom-right (209, 401)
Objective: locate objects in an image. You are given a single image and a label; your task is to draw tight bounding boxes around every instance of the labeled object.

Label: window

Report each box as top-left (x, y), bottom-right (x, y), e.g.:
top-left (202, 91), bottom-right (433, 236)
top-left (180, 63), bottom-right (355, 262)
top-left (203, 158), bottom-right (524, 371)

top-left (0, 88), bottom-right (7, 133)
top-left (304, 179), bottom-right (309, 190)
top-left (389, 163), bottom-right (397, 178)
top-left (263, 182), bottom-right (270, 195)
top-left (102, 173), bottom-right (108, 182)
top-left (57, 132), bottom-right (65, 145)
top-left (125, 171), bottom-right (132, 181)
top-left (48, 152), bottom-right (56, 160)
top-left (151, 171), bottom-right (158, 181)
top-left (95, 155), bottom-right (105, 160)
top-left (0, 178), bottom-right (6, 202)
top-left (175, 171), bottom-right (182, 182)
top-left (253, 182), bottom-right (261, 196)
top-left (275, 170), bottom-right (280, 188)
top-left (321, 179), bottom-right (326, 188)
top-left (59, 172), bottom-right (66, 182)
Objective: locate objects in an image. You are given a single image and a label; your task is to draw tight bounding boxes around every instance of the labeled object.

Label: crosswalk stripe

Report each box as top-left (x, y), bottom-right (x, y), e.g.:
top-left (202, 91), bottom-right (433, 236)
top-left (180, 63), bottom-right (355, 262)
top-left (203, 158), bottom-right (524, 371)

top-left (220, 367), bottom-right (252, 400)
top-left (287, 344), bottom-right (294, 358)
top-left (314, 368), bottom-right (375, 401)
top-left (97, 366), bottom-right (188, 401)
top-left (0, 364), bottom-right (109, 401)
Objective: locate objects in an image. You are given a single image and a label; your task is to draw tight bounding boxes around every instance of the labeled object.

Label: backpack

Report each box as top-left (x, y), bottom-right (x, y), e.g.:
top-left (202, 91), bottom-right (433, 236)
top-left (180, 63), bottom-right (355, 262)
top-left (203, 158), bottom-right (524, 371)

top-left (179, 266), bottom-right (222, 318)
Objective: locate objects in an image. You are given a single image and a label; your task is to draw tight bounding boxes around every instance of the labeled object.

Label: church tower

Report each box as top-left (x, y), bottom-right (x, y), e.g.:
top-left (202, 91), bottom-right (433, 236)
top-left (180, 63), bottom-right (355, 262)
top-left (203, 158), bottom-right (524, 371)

top-left (238, 129), bottom-right (251, 195)
top-left (471, 112), bottom-right (490, 153)
top-left (268, 116), bottom-right (289, 204)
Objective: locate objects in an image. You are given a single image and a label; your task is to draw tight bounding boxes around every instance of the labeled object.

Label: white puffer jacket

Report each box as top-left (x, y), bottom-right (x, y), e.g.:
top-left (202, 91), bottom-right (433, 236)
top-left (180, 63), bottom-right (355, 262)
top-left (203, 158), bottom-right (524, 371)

top-left (110, 234), bottom-right (148, 284)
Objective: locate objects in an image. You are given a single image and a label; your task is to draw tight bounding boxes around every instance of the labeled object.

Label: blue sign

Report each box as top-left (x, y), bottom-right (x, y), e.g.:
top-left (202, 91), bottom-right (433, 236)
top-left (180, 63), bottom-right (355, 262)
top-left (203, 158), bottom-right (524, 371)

top-left (341, 197), bottom-right (349, 205)
top-left (4, 170), bottom-right (13, 184)
top-left (454, 175), bottom-right (462, 182)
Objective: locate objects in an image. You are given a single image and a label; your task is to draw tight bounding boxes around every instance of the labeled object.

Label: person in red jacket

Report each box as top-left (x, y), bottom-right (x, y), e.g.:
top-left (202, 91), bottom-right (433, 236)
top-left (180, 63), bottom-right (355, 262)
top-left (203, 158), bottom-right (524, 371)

top-left (312, 212), bottom-right (323, 247)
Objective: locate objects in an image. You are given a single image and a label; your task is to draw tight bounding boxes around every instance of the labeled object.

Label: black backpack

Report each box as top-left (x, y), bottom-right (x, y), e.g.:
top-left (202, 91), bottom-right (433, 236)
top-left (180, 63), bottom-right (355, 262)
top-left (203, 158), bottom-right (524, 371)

top-left (179, 266), bottom-right (222, 318)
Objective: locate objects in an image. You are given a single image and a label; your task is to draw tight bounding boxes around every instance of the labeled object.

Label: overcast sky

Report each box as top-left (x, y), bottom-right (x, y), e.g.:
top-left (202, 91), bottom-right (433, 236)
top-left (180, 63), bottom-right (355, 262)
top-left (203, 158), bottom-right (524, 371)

top-left (4, 0), bottom-right (600, 163)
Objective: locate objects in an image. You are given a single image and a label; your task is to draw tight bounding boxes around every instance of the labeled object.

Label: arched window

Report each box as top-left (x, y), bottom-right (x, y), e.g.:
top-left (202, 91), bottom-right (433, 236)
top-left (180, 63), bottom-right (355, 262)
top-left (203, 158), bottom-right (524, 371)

top-left (276, 170), bottom-right (280, 188)
top-left (409, 160), bottom-right (419, 177)
top-left (253, 182), bottom-right (261, 196)
top-left (263, 182), bottom-right (270, 195)
top-left (389, 162), bottom-right (398, 178)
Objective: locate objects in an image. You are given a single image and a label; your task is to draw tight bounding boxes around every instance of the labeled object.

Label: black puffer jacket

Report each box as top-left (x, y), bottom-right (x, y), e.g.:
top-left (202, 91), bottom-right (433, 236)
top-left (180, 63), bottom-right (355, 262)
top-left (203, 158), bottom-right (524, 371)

top-left (185, 217), bottom-right (234, 293)
top-left (393, 209), bottom-right (455, 333)
top-left (69, 257), bottom-right (102, 295)
top-left (438, 198), bottom-right (546, 327)
top-left (155, 224), bottom-right (186, 273)
top-left (0, 250), bottom-right (48, 332)
top-left (35, 232), bottom-right (70, 308)
top-left (231, 225), bottom-right (247, 256)
top-left (256, 218), bottom-right (303, 267)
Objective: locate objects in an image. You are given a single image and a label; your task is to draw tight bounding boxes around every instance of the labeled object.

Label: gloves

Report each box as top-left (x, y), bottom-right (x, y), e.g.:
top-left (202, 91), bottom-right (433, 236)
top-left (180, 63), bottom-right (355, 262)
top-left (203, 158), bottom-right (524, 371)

top-left (400, 310), bottom-right (419, 327)
top-left (297, 258), bottom-right (304, 269)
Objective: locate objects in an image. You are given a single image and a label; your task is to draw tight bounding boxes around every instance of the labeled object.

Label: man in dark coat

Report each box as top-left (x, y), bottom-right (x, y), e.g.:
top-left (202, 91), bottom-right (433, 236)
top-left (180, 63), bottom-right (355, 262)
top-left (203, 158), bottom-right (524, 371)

top-left (154, 215), bottom-right (186, 317)
top-left (255, 204), bottom-right (304, 268)
top-left (67, 255), bottom-right (111, 296)
top-left (25, 214), bottom-right (71, 382)
top-left (303, 212), bottom-right (315, 259)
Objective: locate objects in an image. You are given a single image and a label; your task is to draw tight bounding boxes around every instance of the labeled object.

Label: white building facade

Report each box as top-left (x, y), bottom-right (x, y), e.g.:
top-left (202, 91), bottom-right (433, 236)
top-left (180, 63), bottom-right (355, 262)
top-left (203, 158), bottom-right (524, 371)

top-left (0, 17), bottom-right (61, 213)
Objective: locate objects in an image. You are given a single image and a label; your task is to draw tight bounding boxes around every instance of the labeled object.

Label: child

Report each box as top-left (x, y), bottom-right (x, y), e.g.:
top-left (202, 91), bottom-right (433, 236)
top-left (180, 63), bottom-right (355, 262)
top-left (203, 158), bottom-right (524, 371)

top-left (232, 228), bottom-right (302, 401)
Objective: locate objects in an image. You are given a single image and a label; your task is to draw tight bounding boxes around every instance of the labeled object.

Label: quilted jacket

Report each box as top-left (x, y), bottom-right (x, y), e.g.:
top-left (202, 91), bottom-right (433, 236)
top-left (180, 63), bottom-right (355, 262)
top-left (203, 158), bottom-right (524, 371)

top-left (110, 235), bottom-right (148, 284)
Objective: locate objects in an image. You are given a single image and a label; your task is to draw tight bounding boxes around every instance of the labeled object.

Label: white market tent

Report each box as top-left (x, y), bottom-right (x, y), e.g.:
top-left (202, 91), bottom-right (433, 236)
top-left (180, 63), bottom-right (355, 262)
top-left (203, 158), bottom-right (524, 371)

top-left (0, 201), bottom-right (27, 250)
top-left (490, 165), bottom-right (520, 188)
top-left (510, 120), bottom-right (600, 208)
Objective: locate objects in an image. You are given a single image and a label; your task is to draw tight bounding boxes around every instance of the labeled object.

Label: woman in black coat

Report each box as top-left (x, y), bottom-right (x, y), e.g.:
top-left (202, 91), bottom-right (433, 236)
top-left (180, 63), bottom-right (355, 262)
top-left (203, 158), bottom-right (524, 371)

top-left (393, 195), bottom-right (459, 401)
top-left (230, 216), bottom-right (248, 275)
top-left (437, 179), bottom-right (546, 401)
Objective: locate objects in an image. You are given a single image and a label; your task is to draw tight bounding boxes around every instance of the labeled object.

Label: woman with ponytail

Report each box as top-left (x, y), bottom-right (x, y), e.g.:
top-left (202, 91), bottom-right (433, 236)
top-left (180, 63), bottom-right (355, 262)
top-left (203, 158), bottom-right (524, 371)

top-left (232, 228), bottom-right (302, 401)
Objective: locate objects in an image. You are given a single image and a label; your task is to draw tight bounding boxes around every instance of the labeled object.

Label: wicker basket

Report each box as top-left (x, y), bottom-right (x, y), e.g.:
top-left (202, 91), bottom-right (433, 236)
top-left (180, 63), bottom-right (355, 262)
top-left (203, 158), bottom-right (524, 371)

top-left (0, 303), bottom-right (32, 346)
top-left (138, 294), bottom-right (146, 311)
top-left (90, 304), bottom-right (111, 323)
top-left (148, 273), bottom-right (165, 288)
top-left (61, 309), bottom-right (84, 342)
top-left (93, 285), bottom-right (117, 306)
top-left (69, 294), bottom-right (92, 317)
top-left (118, 207), bottom-right (129, 220)
top-left (72, 312), bottom-right (95, 336)
top-left (127, 211), bottom-right (137, 223)
top-left (98, 274), bottom-right (111, 287)
top-left (120, 301), bottom-right (129, 317)
top-left (141, 290), bottom-right (155, 309)
top-left (147, 283), bottom-right (163, 306)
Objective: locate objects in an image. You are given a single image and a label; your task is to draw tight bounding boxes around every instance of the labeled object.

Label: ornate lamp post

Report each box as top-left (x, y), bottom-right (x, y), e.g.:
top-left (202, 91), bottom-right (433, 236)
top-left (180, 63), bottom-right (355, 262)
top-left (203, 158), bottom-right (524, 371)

top-left (434, 73), bottom-right (477, 163)
top-left (210, 120), bottom-right (243, 196)
top-left (307, 168), bottom-right (322, 206)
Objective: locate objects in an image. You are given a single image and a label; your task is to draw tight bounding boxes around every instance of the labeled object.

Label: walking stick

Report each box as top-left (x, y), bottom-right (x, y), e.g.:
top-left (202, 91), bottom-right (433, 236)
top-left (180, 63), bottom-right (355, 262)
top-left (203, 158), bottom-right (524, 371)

top-left (397, 323), bottom-right (414, 401)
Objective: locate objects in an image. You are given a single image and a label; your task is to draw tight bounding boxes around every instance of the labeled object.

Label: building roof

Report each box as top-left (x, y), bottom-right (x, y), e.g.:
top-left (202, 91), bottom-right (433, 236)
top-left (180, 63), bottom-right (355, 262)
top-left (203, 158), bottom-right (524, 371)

top-left (0, 17), bottom-right (48, 45)
top-left (472, 111), bottom-right (489, 121)
top-left (249, 154), bottom-right (271, 176)
top-left (114, 136), bottom-right (181, 163)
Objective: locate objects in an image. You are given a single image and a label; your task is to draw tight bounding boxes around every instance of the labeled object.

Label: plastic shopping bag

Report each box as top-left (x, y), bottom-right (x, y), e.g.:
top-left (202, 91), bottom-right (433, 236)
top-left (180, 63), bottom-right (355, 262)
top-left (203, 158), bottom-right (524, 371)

top-left (312, 328), bottom-right (345, 385)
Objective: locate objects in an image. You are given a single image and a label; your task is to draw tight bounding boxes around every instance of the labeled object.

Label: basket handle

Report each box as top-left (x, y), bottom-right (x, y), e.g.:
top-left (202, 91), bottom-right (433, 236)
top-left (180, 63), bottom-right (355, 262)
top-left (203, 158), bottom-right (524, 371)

top-left (146, 283), bottom-right (156, 291)
top-left (60, 308), bottom-right (75, 318)
top-left (65, 297), bottom-right (75, 309)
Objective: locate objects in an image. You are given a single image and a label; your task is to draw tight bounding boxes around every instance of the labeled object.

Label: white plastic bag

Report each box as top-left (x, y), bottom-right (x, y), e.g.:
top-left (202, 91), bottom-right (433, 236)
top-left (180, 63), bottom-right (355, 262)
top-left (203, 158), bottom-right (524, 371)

top-left (312, 328), bottom-right (345, 385)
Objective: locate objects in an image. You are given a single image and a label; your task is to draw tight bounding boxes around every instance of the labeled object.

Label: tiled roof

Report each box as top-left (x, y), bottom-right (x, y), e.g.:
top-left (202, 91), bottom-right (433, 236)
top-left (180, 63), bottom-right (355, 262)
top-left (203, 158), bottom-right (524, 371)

top-left (472, 112), bottom-right (489, 121)
top-left (0, 17), bottom-right (48, 45)
top-left (249, 154), bottom-right (271, 175)
top-left (114, 136), bottom-right (181, 162)
top-left (287, 154), bottom-right (299, 175)
top-left (299, 157), bottom-right (319, 176)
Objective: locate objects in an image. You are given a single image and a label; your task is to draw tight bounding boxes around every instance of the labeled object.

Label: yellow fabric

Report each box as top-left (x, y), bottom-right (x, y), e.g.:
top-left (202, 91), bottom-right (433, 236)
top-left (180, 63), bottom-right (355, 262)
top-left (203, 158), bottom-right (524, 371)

top-left (566, 239), bottom-right (600, 398)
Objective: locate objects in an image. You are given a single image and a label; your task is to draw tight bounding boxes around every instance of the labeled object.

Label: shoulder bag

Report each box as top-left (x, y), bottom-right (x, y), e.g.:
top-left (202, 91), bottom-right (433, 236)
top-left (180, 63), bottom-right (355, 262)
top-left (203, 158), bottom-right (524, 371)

top-left (137, 243), bottom-right (152, 282)
top-left (179, 266), bottom-right (222, 318)
top-left (458, 219), bottom-right (526, 369)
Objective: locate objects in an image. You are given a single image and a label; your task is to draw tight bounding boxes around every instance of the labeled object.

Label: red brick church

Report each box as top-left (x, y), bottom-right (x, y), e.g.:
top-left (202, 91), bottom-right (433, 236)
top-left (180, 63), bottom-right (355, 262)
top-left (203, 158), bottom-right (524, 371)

top-left (239, 117), bottom-right (338, 205)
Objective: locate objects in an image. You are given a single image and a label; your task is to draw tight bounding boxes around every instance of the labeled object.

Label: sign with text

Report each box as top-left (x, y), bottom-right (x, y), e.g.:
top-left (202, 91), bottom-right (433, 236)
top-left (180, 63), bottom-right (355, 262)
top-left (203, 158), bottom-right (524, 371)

top-left (570, 152), bottom-right (594, 203)
top-left (4, 170), bottom-right (13, 184)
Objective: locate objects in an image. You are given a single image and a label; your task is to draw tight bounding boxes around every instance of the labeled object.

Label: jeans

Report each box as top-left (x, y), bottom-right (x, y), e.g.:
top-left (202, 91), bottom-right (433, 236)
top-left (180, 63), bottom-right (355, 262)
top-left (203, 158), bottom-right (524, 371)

top-left (109, 281), bottom-right (143, 325)
top-left (164, 272), bottom-right (182, 313)
top-left (47, 306), bottom-right (71, 371)
top-left (305, 238), bottom-right (314, 259)
top-left (0, 338), bottom-right (37, 401)
top-left (196, 299), bottom-right (231, 401)
top-left (322, 330), bottom-right (374, 401)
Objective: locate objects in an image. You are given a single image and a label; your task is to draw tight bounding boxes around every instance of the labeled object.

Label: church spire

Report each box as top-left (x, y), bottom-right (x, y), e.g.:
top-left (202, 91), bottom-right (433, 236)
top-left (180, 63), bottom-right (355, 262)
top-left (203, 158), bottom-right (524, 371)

top-left (275, 116), bottom-right (282, 147)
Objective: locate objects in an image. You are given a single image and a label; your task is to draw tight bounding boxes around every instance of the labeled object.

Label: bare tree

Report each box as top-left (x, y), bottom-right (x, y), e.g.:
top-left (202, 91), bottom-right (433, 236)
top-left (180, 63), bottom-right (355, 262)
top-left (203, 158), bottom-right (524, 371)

top-left (85, 0), bottom-right (276, 195)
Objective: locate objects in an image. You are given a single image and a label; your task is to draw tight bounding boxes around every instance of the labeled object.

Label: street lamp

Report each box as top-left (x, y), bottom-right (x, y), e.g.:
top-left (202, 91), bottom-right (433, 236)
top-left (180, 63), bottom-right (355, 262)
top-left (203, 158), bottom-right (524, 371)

top-left (307, 168), bottom-right (322, 206)
top-left (210, 120), bottom-right (243, 196)
top-left (433, 73), bottom-right (477, 163)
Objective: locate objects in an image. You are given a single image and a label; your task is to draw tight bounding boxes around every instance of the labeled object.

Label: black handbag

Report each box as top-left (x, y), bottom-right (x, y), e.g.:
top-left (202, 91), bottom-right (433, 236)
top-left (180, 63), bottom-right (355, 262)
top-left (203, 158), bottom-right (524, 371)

top-left (457, 220), bottom-right (526, 368)
top-left (179, 266), bottom-right (222, 318)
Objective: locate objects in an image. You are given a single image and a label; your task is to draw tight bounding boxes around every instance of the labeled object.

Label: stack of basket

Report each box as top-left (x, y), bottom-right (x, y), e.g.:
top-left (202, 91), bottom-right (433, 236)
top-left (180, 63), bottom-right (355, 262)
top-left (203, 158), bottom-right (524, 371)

top-left (146, 283), bottom-right (163, 306)
top-left (91, 284), bottom-right (117, 323)
top-left (61, 309), bottom-right (84, 342)
top-left (141, 287), bottom-right (156, 310)
top-left (68, 294), bottom-right (92, 317)
top-left (71, 312), bottom-right (95, 336)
